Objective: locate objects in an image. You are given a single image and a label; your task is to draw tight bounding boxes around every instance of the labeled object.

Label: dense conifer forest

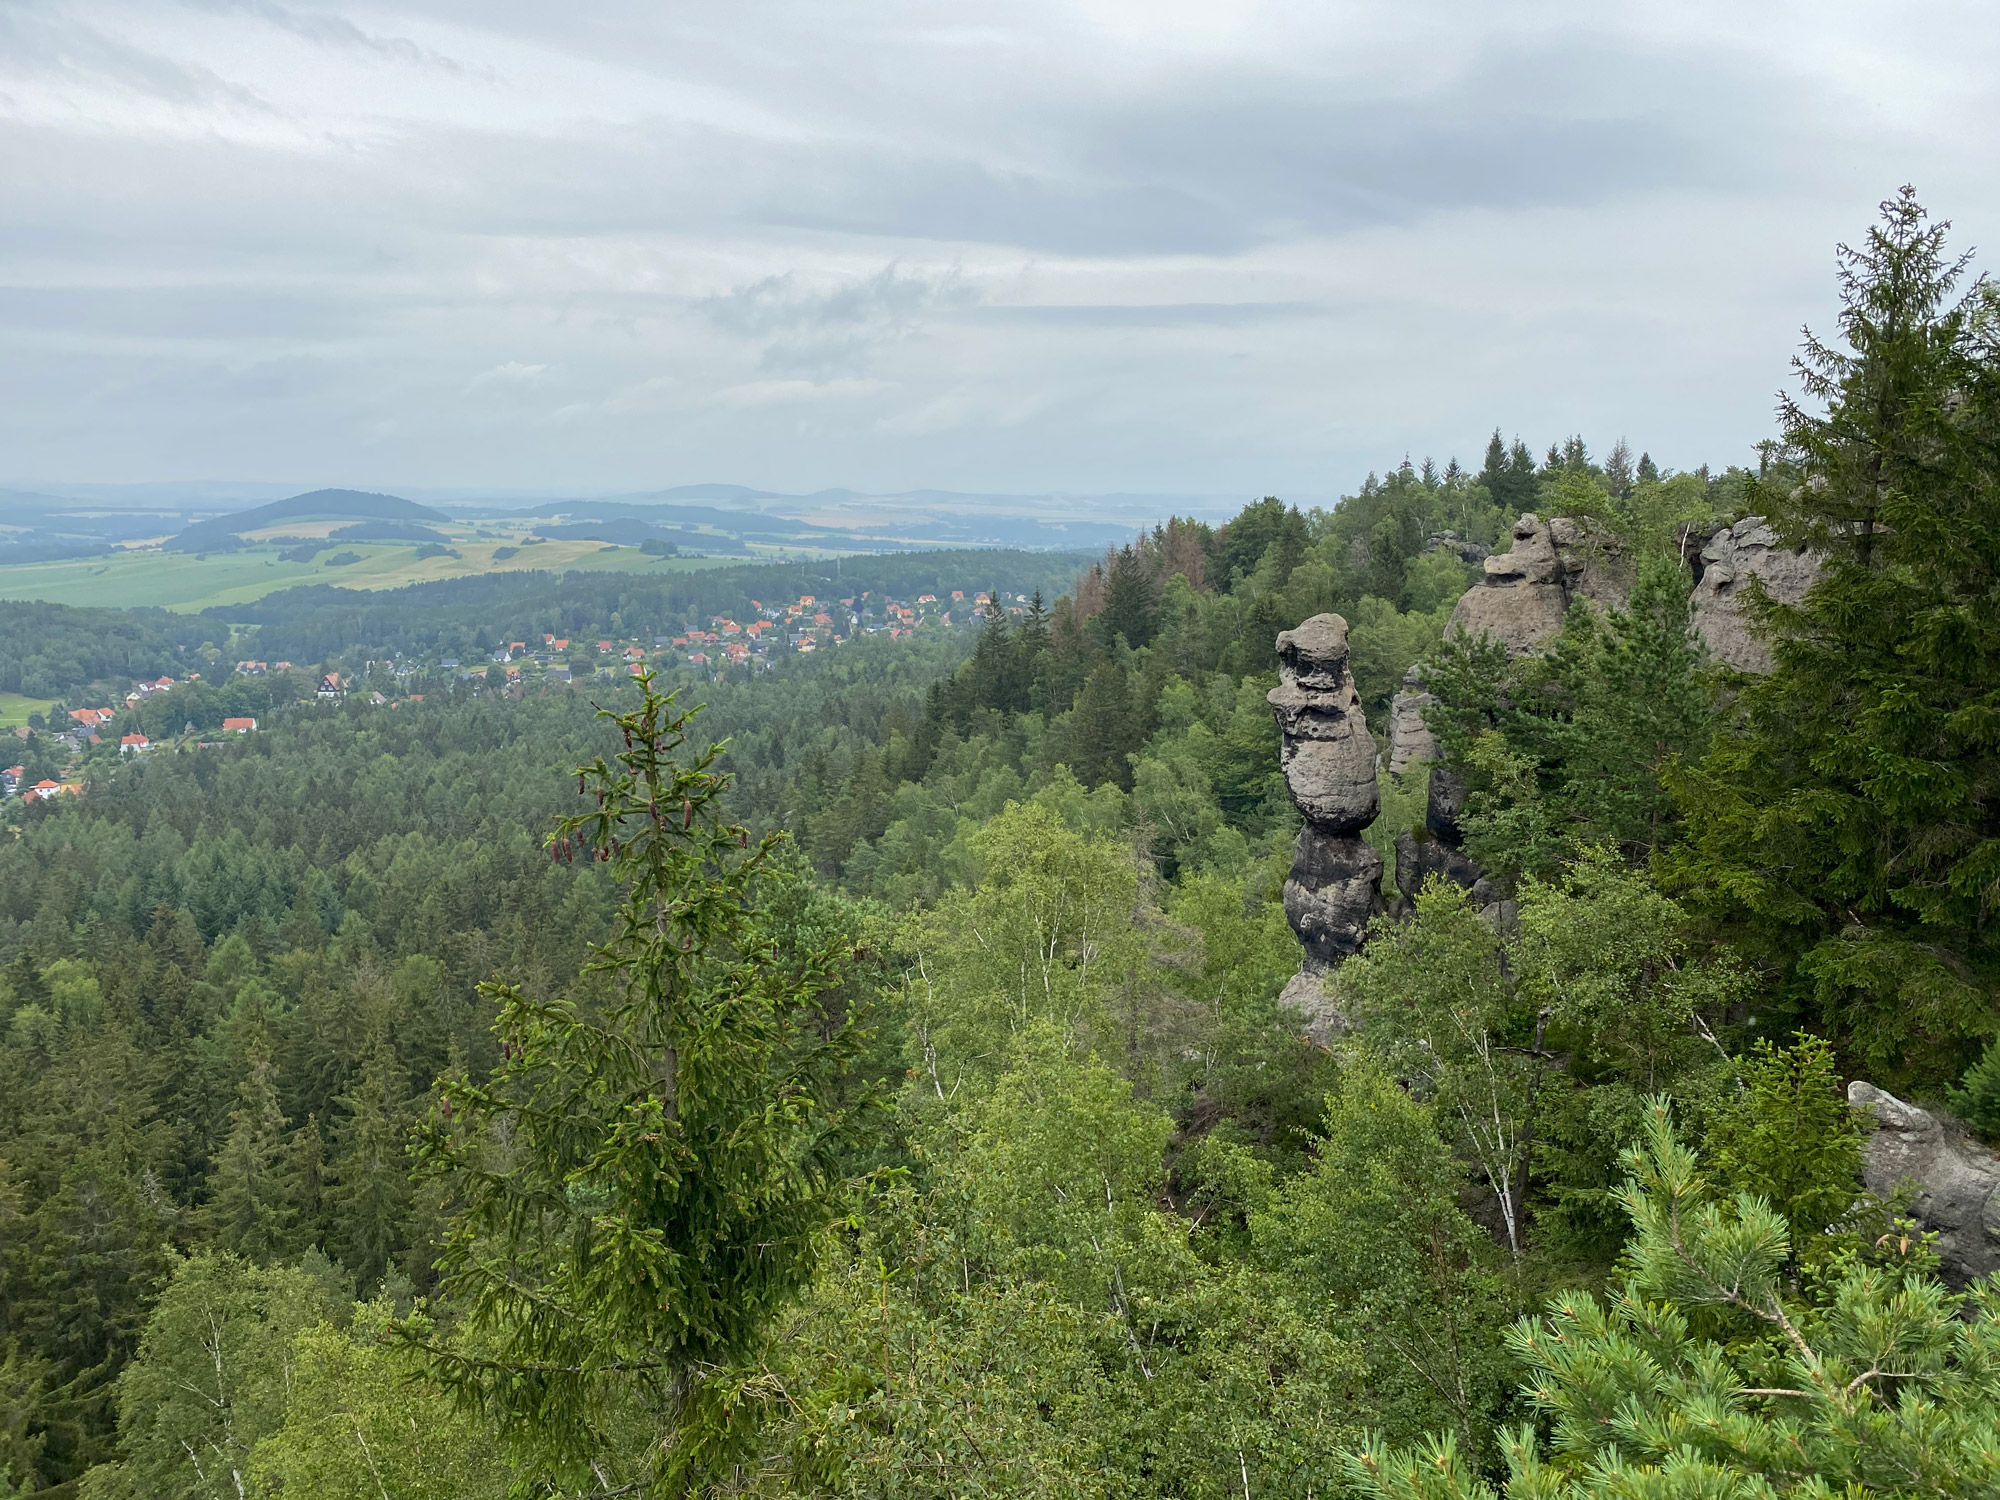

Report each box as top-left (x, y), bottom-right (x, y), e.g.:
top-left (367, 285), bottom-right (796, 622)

top-left (6, 192), bottom-right (2000, 1499)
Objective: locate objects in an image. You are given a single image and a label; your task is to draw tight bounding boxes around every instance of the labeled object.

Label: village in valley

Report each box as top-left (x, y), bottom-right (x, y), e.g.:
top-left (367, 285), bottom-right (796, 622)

top-left (3, 586), bottom-right (1027, 803)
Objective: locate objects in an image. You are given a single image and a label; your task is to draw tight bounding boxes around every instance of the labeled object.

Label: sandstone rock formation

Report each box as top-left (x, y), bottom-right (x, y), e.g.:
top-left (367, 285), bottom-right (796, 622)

top-left (1388, 767), bottom-right (1516, 928)
top-left (1446, 513), bottom-right (1634, 658)
top-left (1385, 665), bottom-right (1438, 776)
top-left (1850, 1081), bottom-right (2000, 1287)
top-left (1689, 515), bottom-right (1822, 672)
top-left (1396, 514), bottom-right (1631, 924)
top-left (1268, 615), bottom-right (1382, 1039)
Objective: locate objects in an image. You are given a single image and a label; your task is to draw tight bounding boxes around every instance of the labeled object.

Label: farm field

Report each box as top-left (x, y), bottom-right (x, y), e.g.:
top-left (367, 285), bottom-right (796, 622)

top-left (0, 692), bottom-right (56, 729)
top-left (0, 537), bottom-right (751, 613)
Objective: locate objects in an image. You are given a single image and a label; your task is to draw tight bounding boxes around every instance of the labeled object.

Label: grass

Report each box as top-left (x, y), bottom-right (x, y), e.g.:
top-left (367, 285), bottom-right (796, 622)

top-left (0, 535), bottom-right (754, 615)
top-left (0, 693), bottom-right (56, 729)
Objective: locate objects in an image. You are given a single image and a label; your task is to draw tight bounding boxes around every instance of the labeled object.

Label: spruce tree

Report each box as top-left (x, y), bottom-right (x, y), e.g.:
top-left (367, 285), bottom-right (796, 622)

top-left (408, 675), bottom-right (863, 1493)
top-left (1069, 663), bottom-right (1139, 790)
top-left (1479, 430), bottom-right (1509, 499)
top-left (1663, 188), bottom-right (2000, 1084)
top-left (1099, 543), bottom-right (1162, 649)
top-left (200, 1042), bottom-right (299, 1263)
top-left (325, 1041), bottom-right (411, 1287)
top-left (1604, 437), bottom-right (1634, 498)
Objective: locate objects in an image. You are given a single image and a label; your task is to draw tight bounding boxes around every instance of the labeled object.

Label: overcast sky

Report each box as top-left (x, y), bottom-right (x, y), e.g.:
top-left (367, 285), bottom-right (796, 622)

top-left (2, 0), bottom-right (1994, 503)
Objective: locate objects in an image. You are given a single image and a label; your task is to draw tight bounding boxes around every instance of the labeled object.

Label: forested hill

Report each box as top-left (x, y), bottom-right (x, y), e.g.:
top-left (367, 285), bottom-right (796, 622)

top-left (219, 548), bottom-right (1087, 665)
top-left (8, 193), bottom-right (2000, 1500)
top-left (0, 600), bottom-right (207, 698)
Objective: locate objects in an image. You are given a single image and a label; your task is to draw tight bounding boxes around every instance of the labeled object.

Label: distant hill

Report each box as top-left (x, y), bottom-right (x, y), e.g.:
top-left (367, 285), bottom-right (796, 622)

top-left (164, 489), bottom-right (448, 553)
top-left (531, 519), bottom-right (747, 553)
top-left (327, 521), bottom-right (450, 544)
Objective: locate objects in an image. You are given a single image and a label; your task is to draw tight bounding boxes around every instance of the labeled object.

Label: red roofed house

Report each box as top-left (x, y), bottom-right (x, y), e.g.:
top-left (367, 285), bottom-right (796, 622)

top-left (120, 733), bottom-right (150, 755)
top-left (222, 717), bottom-right (258, 734)
top-left (2, 766), bottom-right (22, 797)
top-left (32, 779), bottom-right (61, 800)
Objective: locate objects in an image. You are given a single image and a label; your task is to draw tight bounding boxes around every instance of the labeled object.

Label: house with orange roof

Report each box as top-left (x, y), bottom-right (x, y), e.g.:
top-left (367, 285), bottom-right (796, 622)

top-left (31, 779), bottom-right (61, 800)
top-left (222, 717), bottom-right (257, 733)
top-left (120, 733), bottom-right (150, 754)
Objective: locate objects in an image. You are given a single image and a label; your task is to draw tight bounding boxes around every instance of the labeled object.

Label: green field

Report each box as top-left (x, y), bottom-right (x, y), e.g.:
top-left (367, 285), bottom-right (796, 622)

top-left (0, 693), bottom-right (56, 729)
top-left (0, 537), bottom-right (751, 614)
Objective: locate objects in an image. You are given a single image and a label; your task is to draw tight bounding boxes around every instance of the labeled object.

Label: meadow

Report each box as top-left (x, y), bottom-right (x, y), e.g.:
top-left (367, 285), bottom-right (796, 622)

top-left (0, 692), bottom-right (55, 729)
top-left (0, 536), bottom-right (751, 613)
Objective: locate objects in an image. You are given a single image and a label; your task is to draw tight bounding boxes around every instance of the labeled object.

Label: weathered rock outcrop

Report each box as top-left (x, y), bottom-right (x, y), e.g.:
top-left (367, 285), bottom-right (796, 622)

top-left (1388, 766), bottom-right (1517, 928)
top-left (1690, 516), bottom-right (1822, 672)
top-left (1396, 514), bottom-right (1630, 922)
top-left (1386, 665), bottom-right (1438, 775)
top-left (1850, 1082), bottom-right (2000, 1287)
top-left (1268, 615), bottom-right (1382, 1040)
top-left (1446, 513), bottom-right (1634, 657)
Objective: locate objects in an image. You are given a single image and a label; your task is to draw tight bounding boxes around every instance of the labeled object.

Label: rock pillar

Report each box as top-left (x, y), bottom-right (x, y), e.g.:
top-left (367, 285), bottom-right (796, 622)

top-left (1385, 664), bottom-right (1438, 776)
top-left (1268, 615), bottom-right (1382, 1041)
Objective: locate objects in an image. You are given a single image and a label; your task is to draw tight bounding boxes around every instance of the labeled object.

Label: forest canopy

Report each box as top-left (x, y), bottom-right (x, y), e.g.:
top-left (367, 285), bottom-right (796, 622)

top-left (3, 189), bottom-right (1999, 1500)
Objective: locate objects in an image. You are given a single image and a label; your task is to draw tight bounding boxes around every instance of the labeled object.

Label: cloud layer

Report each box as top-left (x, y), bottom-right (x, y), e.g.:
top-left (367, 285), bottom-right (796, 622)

top-left (2, 0), bottom-right (1994, 500)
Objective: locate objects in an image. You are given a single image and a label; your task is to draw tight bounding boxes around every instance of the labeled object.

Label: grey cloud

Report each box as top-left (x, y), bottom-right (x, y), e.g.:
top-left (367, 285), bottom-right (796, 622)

top-left (0, 1), bottom-right (1992, 494)
top-left (699, 263), bottom-right (979, 375)
top-left (763, 44), bottom-right (1801, 254)
top-left (0, 285), bottom-right (373, 341)
top-left (963, 302), bottom-right (1323, 328)
top-left (176, 0), bottom-right (472, 74)
top-left (0, 9), bottom-right (277, 115)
